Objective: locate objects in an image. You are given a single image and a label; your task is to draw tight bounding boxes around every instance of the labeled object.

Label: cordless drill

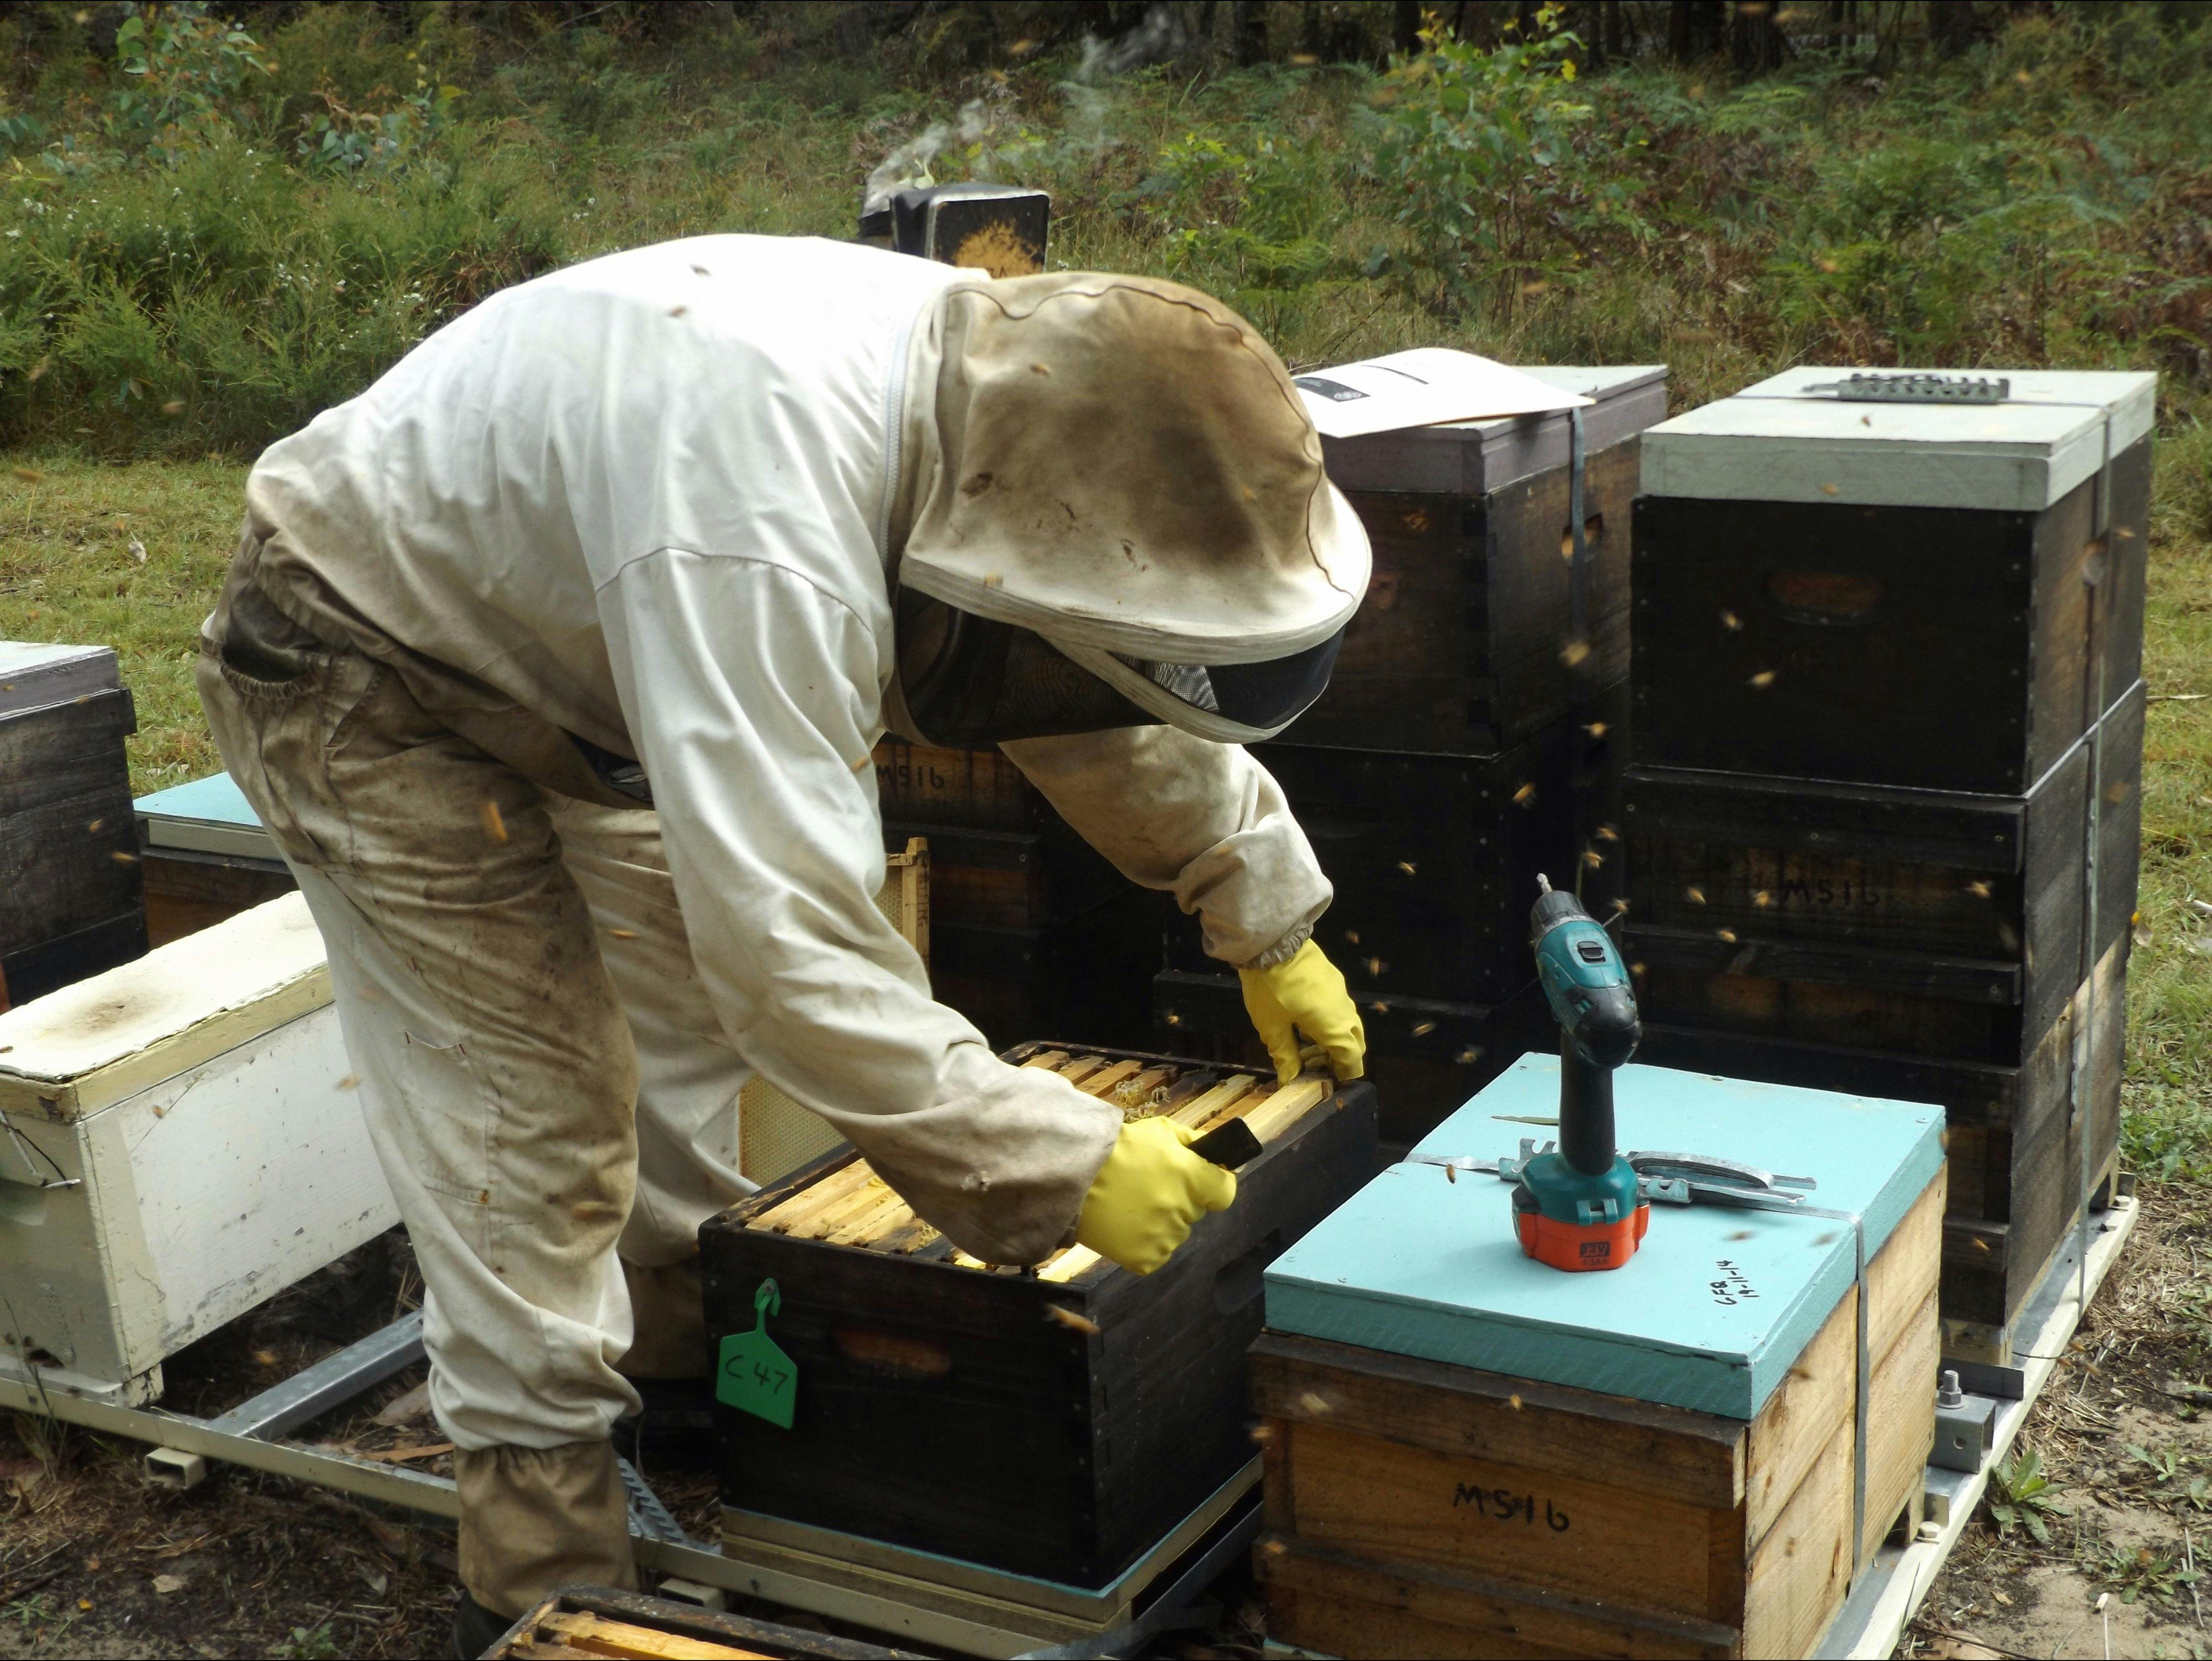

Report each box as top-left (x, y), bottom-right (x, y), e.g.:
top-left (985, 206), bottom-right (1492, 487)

top-left (1513, 876), bottom-right (1648, 1271)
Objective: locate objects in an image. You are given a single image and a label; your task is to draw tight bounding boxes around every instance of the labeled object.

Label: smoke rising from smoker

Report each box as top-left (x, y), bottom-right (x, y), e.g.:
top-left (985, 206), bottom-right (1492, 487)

top-left (859, 4), bottom-right (1185, 217)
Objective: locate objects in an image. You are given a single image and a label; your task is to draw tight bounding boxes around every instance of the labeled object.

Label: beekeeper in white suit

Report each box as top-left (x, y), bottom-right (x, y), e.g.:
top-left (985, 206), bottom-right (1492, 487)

top-left (198, 235), bottom-right (1370, 1648)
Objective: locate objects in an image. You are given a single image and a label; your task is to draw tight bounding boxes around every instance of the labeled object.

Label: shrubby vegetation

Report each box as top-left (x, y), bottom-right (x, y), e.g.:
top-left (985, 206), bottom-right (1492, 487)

top-left (0, 0), bottom-right (2204, 454)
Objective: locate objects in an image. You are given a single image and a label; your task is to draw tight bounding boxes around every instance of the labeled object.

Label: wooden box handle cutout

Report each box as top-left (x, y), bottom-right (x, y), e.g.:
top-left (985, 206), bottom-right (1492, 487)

top-left (1765, 571), bottom-right (1885, 626)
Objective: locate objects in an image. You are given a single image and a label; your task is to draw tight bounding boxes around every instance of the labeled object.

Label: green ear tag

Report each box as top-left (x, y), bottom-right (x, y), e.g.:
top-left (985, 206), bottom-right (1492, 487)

top-left (716, 1278), bottom-right (797, 1429)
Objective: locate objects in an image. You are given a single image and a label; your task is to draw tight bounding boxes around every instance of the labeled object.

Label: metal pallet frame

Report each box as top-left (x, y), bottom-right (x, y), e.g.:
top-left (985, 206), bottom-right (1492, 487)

top-left (0, 1310), bottom-right (1250, 1659)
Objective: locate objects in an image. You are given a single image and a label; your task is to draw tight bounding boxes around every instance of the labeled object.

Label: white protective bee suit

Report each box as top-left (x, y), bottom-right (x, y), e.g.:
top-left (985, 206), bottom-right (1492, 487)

top-left (197, 235), bottom-right (1369, 1619)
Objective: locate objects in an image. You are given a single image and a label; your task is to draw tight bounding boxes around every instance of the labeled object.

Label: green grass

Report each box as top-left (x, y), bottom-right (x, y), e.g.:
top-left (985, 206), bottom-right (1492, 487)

top-left (0, 455), bottom-right (243, 793)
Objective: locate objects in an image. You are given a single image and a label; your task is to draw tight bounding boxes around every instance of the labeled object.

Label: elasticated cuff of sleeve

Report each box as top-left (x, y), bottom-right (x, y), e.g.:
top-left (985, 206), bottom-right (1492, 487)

top-left (1238, 923), bottom-right (1314, 972)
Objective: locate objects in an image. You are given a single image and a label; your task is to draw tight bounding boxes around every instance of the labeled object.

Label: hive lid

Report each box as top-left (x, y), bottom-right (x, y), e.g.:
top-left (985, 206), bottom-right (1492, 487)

top-left (1321, 364), bottom-right (1669, 495)
top-left (0, 892), bottom-right (329, 1119)
top-left (134, 770), bottom-right (278, 859)
top-left (1262, 1054), bottom-right (1945, 1420)
top-left (1639, 367), bottom-right (2157, 511)
top-left (0, 641), bottom-right (120, 719)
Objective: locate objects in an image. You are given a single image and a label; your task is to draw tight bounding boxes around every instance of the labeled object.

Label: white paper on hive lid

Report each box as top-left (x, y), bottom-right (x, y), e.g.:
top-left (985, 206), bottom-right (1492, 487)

top-left (1316, 363), bottom-right (1668, 494)
top-left (1295, 348), bottom-right (1594, 439)
top-left (1638, 367), bottom-right (2157, 512)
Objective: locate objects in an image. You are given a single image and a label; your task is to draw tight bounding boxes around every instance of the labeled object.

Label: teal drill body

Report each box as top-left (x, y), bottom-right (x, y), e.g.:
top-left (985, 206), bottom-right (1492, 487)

top-left (1515, 879), bottom-right (1648, 1271)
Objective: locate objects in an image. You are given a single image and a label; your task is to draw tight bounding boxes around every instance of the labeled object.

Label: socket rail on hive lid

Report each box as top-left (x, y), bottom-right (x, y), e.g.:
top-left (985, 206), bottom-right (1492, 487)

top-left (697, 1043), bottom-right (1378, 1617)
top-left (1252, 1053), bottom-right (1947, 1660)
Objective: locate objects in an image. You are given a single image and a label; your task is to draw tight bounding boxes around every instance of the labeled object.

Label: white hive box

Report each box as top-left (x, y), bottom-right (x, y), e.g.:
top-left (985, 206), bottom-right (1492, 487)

top-left (0, 894), bottom-right (394, 1403)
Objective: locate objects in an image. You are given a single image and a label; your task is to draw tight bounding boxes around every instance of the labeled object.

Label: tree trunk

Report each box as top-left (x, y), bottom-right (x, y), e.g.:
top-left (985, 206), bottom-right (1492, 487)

top-left (1394, 0), bottom-right (1423, 54)
top-left (1301, 0), bottom-right (1322, 57)
top-left (1929, 0), bottom-right (1978, 55)
top-left (1233, 0), bottom-right (1267, 63)
top-left (1197, 0), bottom-right (1218, 54)
top-left (834, 1), bottom-right (872, 56)
top-left (1604, 0), bottom-right (1627, 60)
top-left (1730, 0), bottom-right (1792, 71)
top-left (1670, 0), bottom-right (1726, 58)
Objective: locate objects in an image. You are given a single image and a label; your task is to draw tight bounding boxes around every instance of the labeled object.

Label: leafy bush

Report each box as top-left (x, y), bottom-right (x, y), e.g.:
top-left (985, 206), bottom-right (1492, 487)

top-left (101, 1), bottom-right (274, 167)
top-left (1360, 5), bottom-right (1638, 318)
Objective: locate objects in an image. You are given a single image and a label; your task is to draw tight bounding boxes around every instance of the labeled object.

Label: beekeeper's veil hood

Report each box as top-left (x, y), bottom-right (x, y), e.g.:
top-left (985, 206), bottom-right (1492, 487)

top-left (891, 272), bottom-right (1369, 746)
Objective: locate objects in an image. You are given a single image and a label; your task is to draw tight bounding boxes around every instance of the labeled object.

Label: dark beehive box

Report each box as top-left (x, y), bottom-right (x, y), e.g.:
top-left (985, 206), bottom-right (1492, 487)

top-left (883, 818), bottom-right (1120, 929)
top-left (0, 644), bottom-right (147, 1006)
top-left (700, 1047), bottom-right (1379, 1589)
top-left (1632, 369), bottom-right (2153, 795)
top-left (1640, 935), bottom-right (2124, 1366)
top-left (874, 737), bottom-right (1055, 833)
top-left (1287, 365), bottom-right (1665, 756)
top-left (1154, 970), bottom-right (1544, 1149)
top-left (1623, 680), bottom-right (2142, 1068)
top-left (1187, 690), bottom-right (1628, 1012)
top-left (929, 888), bottom-right (1164, 1052)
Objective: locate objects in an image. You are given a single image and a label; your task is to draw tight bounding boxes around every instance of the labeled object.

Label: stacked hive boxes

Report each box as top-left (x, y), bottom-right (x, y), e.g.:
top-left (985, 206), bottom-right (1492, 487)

top-left (871, 743), bottom-right (1161, 1049)
top-left (1624, 369), bottom-right (2153, 1371)
top-left (0, 643), bottom-right (147, 1006)
top-left (1154, 367), bottom-right (1668, 1145)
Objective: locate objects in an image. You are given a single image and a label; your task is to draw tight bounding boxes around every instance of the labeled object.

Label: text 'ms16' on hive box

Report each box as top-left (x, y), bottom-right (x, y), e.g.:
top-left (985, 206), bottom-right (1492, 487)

top-left (1251, 1054), bottom-right (1946, 1659)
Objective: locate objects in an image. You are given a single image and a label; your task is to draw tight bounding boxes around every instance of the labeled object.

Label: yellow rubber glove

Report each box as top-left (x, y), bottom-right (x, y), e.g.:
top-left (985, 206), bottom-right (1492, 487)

top-left (1074, 1118), bottom-right (1238, 1275)
top-left (1238, 939), bottom-right (1367, 1087)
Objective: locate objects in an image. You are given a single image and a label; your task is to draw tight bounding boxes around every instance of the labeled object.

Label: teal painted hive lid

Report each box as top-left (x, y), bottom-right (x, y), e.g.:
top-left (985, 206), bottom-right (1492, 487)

top-left (1263, 1054), bottom-right (1945, 1421)
top-left (133, 771), bottom-right (277, 859)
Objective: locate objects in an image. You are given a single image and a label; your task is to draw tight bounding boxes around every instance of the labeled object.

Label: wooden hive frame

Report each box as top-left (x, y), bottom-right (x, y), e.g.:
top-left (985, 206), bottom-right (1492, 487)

top-left (737, 1044), bottom-right (1340, 1274)
top-left (487, 1585), bottom-right (919, 1659)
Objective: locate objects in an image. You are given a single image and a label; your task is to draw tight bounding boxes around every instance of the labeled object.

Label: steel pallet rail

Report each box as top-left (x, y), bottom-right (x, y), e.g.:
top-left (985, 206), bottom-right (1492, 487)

top-left (0, 1308), bottom-right (1248, 1659)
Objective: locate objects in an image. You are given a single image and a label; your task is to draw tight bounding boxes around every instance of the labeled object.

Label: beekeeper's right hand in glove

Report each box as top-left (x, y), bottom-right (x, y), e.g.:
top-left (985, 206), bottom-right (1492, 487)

top-left (1074, 1118), bottom-right (1238, 1275)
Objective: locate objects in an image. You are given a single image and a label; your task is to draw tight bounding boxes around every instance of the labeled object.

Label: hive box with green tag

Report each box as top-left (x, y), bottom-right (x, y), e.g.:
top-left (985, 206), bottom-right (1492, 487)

top-left (1251, 1055), bottom-right (1945, 1660)
top-left (1632, 369), bottom-right (2153, 795)
top-left (697, 1045), bottom-right (1379, 1593)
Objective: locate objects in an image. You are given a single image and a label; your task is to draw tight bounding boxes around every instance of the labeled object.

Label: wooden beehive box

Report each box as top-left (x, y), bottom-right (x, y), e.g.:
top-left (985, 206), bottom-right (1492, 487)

top-left (488, 1586), bottom-right (920, 1659)
top-left (0, 893), bottom-right (395, 1402)
top-left (1640, 936), bottom-right (2124, 1369)
top-left (698, 1046), bottom-right (1379, 1590)
top-left (882, 818), bottom-right (1120, 929)
top-left (1253, 1054), bottom-right (1946, 1659)
top-left (132, 770), bottom-right (298, 947)
top-left (1172, 685), bottom-right (1630, 1012)
top-left (0, 642), bottom-right (148, 1005)
top-left (1633, 369), bottom-right (2153, 795)
top-left (1289, 365), bottom-right (1667, 756)
top-left (1623, 679), bottom-right (2142, 1069)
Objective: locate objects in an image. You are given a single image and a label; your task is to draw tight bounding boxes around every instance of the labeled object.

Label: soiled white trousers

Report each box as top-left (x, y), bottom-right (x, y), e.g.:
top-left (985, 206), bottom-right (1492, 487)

top-left (201, 630), bottom-right (756, 1455)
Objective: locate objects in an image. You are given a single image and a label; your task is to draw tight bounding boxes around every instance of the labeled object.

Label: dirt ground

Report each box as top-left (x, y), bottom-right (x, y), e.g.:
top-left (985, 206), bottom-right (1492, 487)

top-left (1904, 1188), bottom-right (2212, 1661)
top-left (6, 1198), bottom-right (2210, 1661)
